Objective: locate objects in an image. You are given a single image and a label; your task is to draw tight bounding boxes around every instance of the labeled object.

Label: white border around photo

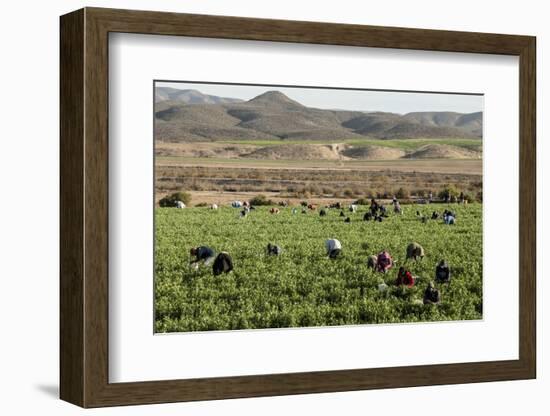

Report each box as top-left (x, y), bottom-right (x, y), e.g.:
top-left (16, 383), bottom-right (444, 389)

top-left (108, 33), bottom-right (519, 383)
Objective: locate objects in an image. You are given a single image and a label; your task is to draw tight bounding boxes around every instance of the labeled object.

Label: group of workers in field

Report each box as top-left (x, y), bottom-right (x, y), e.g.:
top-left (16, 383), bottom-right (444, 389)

top-left (186, 196), bottom-right (462, 306)
top-left (189, 238), bottom-right (450, 306)
top-left (308, 197), bottom-right (457, 226)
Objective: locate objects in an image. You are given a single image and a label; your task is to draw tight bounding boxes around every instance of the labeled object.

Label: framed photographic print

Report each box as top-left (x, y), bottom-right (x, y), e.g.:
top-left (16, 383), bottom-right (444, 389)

top-left (60, 7), bottom-right (536, 408)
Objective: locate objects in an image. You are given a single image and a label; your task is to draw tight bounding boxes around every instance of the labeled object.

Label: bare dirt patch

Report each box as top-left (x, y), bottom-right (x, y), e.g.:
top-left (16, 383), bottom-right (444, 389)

top-left (342, 145), bottom-right (406, 160)
top-left (155, 142), bottom-right (257, 158)
top-left (408, 144), bottom-right (481, 159)
top-left (242, 143), bottom-right (349, 160)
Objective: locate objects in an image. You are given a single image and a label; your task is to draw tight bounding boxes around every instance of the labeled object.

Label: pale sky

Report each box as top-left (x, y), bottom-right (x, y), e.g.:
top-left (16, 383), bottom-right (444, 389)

top-left (156, 81), bottom-right (483, 115)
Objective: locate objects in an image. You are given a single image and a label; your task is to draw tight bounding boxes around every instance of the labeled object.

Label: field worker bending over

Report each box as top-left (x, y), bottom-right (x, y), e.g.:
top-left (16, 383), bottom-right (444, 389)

top-left (393, 200), bottom-right (402, 214)
top-left (375, 251), bottom-right (393, 273)
top-left (443, 209), bottom-right (456, 217)
top-left (212, 252), bottom-right (234, 276)
top-left (444, 212), bottom-right (456, 225)
top-left (266, 243), bottom-right (282, 256)
top-left (423, 282), bottom-right (441, 305)
top-left (406, 242), bottom-right (425, 261)
top-left (367, 255), bottom-right (377, 269)
top-left (370, 198), bottom-right (379, 214)
top-left (325, 238), bottom-right (342, 259)
top-left (435, 260), bottom-right (451, 283)
top-left (443, 209), bottom-right (456, 224)
top-left (395, 266), bottom-right (415, 287)
top-left (190, 246), bottom-right (216, 269)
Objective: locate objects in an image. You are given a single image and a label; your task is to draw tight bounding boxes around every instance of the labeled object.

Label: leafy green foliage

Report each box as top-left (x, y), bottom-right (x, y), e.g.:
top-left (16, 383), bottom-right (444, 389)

top-left (354, 198), bottom-right (370, 205)
top-left (395, 187), bottom-right (410, 199)
top-left (159, 191), bottom-right (192, 207)
top-left (155, 203), bottom-right (482, 332)
top-left (438, 185), bottom-right (459, 200)
top-left (249, 194), bottom-right (274, 206)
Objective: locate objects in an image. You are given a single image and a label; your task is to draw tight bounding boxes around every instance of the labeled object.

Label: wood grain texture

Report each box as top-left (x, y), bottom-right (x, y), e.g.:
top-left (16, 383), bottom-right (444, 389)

top-left (87, 7), bottom-right (532, 54)
top-left (518, 38), bottom-right (537, 376)
top-left (59, 8), bottom-right (85, 407)
top-left (59, 7), bottom-right (537, 408)
top-left (83, 11), bottom-right (110, 407)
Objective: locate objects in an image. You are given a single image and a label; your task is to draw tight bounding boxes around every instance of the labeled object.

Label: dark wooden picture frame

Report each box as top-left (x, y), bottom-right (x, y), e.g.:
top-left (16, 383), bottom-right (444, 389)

top-left (60, 7), bottom-right (536, 408)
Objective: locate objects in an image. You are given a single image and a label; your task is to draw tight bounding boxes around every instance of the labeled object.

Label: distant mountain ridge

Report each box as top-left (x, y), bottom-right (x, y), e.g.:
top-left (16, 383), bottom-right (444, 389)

top-left (155, 89), bottom-right (483, 142)
top-left (155, 87), bottom-right (244, 105)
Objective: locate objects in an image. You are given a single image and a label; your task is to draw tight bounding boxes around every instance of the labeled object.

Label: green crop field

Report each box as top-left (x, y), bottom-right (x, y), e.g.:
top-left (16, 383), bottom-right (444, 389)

top-left (155, 203), bottom-right (482, 333)
top-left (217, 137), bottom-right (482, 151)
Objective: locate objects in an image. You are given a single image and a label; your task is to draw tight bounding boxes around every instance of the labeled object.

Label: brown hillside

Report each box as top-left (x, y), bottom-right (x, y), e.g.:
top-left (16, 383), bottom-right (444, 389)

top-left (154, 89), bottom-right (483, 142)
top-left (243, 144), bottom-right (348, 160)
top-left (342, 145), bottom-right (406, 160)
top-left (408, 144), bottom-right (481, 159)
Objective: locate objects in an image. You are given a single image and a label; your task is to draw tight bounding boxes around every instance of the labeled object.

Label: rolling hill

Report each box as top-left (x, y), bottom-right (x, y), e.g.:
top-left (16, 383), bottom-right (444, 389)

top-left (154, 89), bottom-right (483, 143)
top-left (155, 141), bottom-right (482, 161)
top-left (155, 87), bottom-right (244, 105)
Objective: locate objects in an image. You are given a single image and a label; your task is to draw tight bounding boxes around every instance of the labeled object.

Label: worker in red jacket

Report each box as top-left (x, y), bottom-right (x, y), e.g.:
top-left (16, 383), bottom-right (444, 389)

top-left (395, 266), bottom-right (415, 287)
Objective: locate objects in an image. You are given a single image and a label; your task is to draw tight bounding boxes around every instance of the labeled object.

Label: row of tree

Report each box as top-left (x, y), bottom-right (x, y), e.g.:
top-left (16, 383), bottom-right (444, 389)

top-left (159, 184), bottom-right (481, 208)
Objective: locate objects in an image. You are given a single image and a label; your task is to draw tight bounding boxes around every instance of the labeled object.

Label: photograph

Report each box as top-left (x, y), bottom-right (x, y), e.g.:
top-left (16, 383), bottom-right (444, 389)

top-left (153, 81), bottom-right (484, 333)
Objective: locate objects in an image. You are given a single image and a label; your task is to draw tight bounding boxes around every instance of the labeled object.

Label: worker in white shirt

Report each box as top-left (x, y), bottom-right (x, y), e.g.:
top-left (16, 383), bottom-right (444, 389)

top-left (325, 238), bottom-right (342, 259)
